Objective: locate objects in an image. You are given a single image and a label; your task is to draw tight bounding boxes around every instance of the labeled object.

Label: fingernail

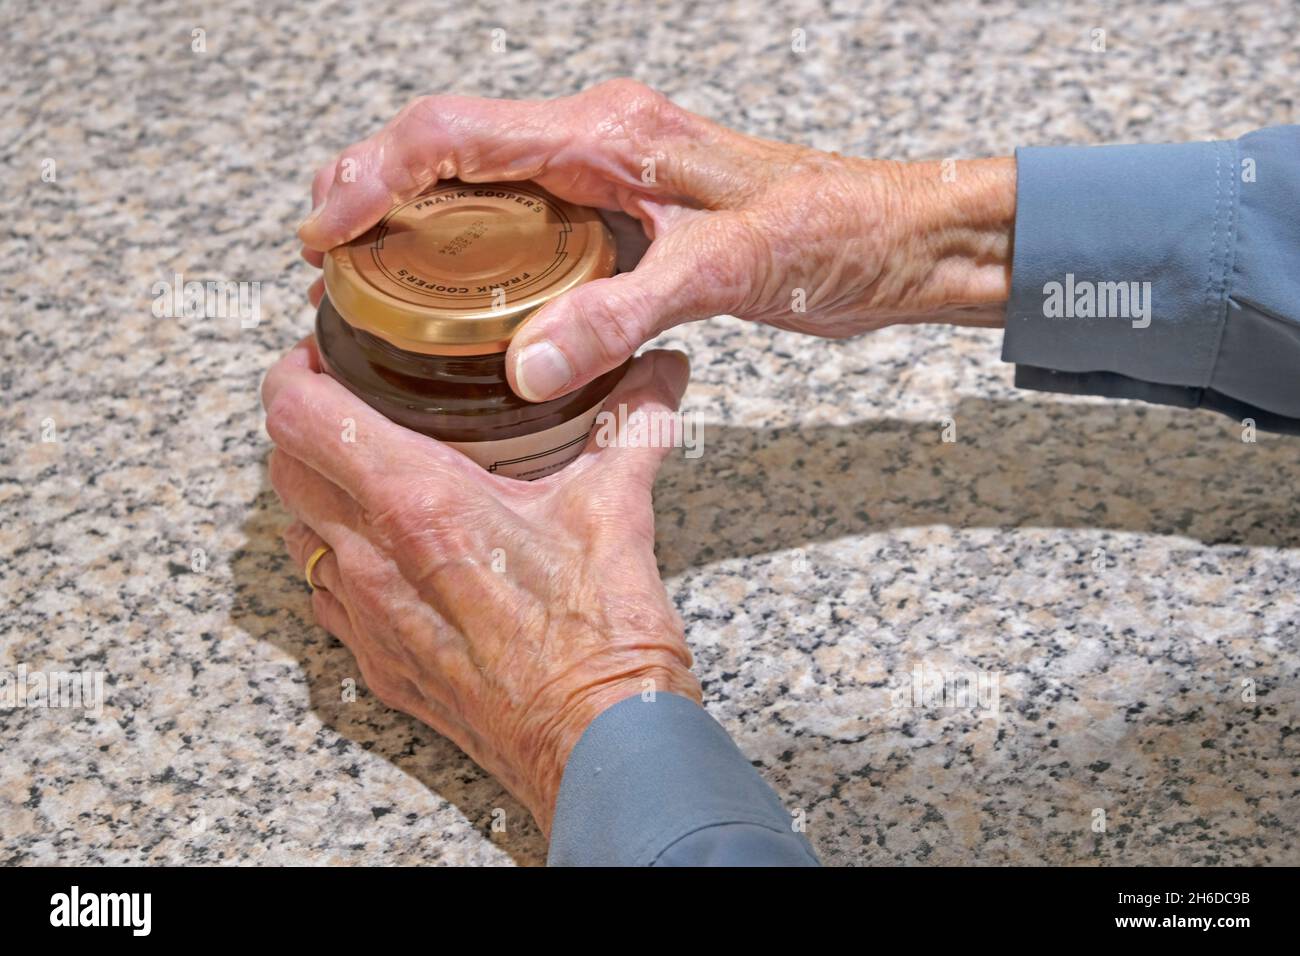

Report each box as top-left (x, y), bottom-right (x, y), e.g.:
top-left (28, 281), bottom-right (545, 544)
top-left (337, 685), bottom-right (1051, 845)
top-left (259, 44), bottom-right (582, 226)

top-left (515, 341), bottom-right (573, 402)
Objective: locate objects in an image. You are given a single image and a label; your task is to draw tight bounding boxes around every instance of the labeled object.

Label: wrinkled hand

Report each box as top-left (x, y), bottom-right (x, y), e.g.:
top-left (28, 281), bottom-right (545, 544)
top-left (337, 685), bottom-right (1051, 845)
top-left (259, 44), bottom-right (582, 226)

top-left (261, 339), bottom-right (700, 832)
top-left (298, 78), bottom-right (1015, 403)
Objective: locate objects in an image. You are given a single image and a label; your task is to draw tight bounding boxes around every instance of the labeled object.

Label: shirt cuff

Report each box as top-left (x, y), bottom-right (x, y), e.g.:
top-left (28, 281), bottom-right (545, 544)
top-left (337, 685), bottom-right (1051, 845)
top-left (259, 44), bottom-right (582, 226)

top-left (1002, 127), bottom-right (1300, 429)
top-left (1003, 136), bottom-right (1234, 389)
top-left (547, 693), bottom-right (819, 867)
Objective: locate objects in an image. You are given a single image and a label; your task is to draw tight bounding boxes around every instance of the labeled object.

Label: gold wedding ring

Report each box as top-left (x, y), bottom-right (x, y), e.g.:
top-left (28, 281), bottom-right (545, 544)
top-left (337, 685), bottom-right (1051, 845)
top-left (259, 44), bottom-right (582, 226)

top-left (304, 545), bottom-right (332, 592)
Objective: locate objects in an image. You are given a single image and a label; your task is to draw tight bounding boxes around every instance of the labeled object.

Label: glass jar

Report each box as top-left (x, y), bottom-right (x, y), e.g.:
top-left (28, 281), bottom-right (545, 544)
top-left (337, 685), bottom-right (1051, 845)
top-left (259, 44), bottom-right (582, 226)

top-left (315, 180), bottom-right (627, 480)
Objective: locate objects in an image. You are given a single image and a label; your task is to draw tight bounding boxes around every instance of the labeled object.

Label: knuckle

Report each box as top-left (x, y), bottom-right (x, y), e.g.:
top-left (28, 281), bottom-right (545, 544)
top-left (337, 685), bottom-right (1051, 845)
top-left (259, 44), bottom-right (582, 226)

top-left (601, 77), bottom-right (655, 105)
top-left (364, 484), bottom-right (482, 579)
top-left (280, 521), bottom-right (310, 563)
top-left (264, 381), bottom-right (310, 446)
top-left (395, 94), bottom-right (435, 123)
top-left (267, 449), bottom-right (291, 498)
top-left (364, 484), bottom-right (441, 547)
top-left (594, 79), bottom-right (682, 133)
top-left (384, 100), bottom-right (450, 191)
top-left (425, 517), bottom-right (478, 563)
top-left (391, 95), bottom-right (440, 142)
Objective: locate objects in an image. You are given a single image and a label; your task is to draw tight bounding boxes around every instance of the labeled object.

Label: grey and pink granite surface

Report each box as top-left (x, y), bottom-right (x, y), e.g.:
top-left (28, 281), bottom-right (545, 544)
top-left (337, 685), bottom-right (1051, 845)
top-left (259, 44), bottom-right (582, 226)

top-left (1, 0), bottom-right (1297, 865)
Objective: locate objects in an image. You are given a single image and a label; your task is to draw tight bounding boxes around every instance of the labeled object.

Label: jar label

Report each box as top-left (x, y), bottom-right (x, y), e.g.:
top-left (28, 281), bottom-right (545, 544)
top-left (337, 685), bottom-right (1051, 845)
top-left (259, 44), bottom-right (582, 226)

top-left (443, 400), bottom-right (605, 481)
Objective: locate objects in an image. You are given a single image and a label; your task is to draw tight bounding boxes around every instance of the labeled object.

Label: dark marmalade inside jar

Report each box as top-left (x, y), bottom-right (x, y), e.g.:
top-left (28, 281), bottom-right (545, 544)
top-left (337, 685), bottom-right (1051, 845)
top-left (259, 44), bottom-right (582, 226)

top-left (315, 295), bottom-right (628, 443)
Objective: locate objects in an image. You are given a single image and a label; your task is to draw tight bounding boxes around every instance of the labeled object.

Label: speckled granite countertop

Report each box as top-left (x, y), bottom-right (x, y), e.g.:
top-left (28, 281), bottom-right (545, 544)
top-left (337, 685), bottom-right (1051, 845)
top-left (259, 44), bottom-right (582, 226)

top-left (2, 0), bottom-right (1297, 866)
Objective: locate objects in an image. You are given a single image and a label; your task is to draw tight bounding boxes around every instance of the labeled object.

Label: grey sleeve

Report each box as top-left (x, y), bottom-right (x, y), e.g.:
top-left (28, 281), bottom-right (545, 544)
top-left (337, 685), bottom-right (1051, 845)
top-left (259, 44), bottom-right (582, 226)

top-left (1002, 125), bottom-right (1300, 434)
top-left (547, 693), bottom-right (819, 867)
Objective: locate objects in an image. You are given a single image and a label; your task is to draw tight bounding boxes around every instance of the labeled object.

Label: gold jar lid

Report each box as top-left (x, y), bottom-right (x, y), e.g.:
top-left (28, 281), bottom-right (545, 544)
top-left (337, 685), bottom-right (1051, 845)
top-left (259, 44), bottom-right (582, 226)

top-left (323, 180), bottom-right (616, 355)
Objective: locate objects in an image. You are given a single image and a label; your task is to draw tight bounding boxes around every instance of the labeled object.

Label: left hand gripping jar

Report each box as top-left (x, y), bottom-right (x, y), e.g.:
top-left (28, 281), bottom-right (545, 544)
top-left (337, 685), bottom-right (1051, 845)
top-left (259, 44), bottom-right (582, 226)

top-left (316, 180), bottom-right (627, 480)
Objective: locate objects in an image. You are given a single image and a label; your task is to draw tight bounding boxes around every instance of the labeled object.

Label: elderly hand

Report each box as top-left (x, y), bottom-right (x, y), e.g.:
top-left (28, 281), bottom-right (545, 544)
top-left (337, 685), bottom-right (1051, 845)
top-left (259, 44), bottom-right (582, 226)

top-left (298, 79), bottom-right (1015, 404)
top-left (260, 338), bottom-right (700, 832)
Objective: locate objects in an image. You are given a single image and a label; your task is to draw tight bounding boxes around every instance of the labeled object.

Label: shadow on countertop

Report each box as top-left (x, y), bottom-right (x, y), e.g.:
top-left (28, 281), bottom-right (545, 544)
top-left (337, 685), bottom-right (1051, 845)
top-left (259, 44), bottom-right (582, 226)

top-left (647, 394), bottom-right (1299, 864)
top-left (227, 394), bottom-right (1297, 865)
top-left (653, 396), bottom-right (1300, 577)
top-left (229, 471), bottom-right (548, 867)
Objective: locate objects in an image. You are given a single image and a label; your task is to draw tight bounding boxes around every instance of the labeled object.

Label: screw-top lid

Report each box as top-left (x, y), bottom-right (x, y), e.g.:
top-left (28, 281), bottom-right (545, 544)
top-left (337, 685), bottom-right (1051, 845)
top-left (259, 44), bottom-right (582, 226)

top-left (323, 180), bottom-right (615, 355)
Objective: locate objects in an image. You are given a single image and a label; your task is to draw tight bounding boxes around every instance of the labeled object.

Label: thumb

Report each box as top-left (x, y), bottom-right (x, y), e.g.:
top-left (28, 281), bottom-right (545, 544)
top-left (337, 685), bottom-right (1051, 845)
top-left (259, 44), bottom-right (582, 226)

top-left (507, 220), bottom-right (748, 402)
top-left (578, 348), bottom-right (694, 486)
